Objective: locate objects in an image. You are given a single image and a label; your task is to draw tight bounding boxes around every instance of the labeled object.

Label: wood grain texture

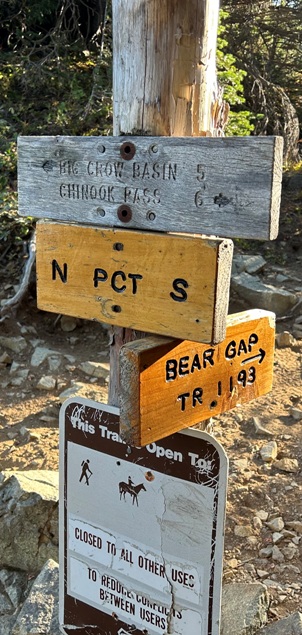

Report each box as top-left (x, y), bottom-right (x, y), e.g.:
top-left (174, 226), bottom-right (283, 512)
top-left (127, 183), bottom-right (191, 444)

top-left (18, 135), bottom-right (283, 240)
top-left (112, 0), bottom-right (220, 137)
top-left (110, 0), bottom-right (221, 405)
top-left (270, 136), bottom-right (284, 239)
top-left (36, 220), bottom-right (233, 343)
top-left (119, 309), bottom-right (276, 445)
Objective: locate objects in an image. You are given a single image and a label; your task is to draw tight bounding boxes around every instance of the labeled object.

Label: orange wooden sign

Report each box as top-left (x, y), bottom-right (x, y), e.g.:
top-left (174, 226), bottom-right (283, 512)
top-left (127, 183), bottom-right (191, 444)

top-left (119, 310), bottom-right (275, 445)
top-left (36, 220), bottom-right (233, 343)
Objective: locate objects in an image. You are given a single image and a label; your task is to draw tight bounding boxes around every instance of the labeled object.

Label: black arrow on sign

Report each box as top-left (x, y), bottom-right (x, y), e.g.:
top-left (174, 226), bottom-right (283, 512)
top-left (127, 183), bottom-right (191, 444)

top-left (241, 348), bottom-right (266, 365)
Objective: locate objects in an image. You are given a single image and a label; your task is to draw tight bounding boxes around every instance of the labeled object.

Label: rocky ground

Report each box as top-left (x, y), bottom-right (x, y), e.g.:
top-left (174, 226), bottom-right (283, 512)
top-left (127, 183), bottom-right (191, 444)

top-left (0, 181), bottom-right (301, 633)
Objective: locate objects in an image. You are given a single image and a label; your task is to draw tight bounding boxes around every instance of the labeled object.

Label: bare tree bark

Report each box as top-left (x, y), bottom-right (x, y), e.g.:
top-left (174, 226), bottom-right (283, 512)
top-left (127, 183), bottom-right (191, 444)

top-left (109, 0), bottom-right (221, 406)
top-left (0, 233), bottom-right (36, 322)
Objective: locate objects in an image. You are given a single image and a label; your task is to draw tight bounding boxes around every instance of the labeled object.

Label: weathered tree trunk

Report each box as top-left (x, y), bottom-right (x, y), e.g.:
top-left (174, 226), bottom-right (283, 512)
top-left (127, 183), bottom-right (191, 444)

top-left (109, 0), bottom-right (221, 406)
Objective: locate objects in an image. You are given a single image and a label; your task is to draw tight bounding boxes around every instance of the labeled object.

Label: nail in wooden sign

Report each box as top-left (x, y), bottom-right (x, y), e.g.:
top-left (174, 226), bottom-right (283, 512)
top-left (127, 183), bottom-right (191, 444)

top-left (36, 221), bottom-right (233, 343)
top-left (119, 309), bottom-right (275, 445)
top-left (18, 135), bottom-right (283, 240)
top-left (60, 397), bottom-right (228, 635)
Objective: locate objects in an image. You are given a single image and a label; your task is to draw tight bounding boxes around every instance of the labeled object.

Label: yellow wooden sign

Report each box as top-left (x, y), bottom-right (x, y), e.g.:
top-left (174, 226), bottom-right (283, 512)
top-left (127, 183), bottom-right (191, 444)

top-left (119, 309), bottom-right (275, 445)
top-left (36, 221), bottom-right (233, 343)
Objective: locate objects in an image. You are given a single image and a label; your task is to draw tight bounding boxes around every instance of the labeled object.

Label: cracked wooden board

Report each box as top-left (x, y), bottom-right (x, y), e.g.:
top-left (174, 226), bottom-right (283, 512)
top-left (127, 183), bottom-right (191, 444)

top-left (36, 220), bottom-right (233, 343)
top-left (18, 135), bottom-right (283, 239)
top-left (60, 397), bottom-right (228, 635)
top-left (119, 309), bottom-right (276, 445)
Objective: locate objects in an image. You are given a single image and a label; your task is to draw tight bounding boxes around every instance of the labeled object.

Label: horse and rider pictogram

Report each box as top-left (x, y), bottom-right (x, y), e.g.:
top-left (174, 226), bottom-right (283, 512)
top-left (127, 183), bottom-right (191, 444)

top-left (119, 476), bottom-right (146, 506)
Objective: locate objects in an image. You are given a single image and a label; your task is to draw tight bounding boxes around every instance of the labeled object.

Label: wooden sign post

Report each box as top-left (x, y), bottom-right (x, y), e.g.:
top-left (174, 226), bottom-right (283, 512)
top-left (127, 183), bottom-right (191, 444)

top-left (119, 310), bottom-right (275, 445)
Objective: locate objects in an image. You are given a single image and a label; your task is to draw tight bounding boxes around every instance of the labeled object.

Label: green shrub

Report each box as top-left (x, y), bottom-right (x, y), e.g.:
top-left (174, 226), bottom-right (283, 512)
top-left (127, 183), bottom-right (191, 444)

top-left (217, 10), bottom-right (255, 136)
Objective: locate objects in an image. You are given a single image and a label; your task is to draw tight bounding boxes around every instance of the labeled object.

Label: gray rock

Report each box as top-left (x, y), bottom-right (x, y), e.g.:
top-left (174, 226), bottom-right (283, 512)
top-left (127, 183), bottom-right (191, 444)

top-left (29, 431), bottom-right (41, 443)
top-left (253, 516), bottom-right (263, 532)
top-left (0, 471), bottom-right (58, 572)
top-left (286, 521), bottom-right (302, 533)
top-left (60, 315), bottom-right (78, 332)
top-left (19, 426), bottom-right (29, 438)
top-left (244, 255), bottom-right (267, 275)
top-left (275, 273), bottom-right (289, 283)
top-left (253, 417), bottom-right (274, 437)
top-left (255, 510), bottom-right (269, 522)
top-left (59, 382), bottom-right (90, 401)
top-left (274, 458), bottom-right (299, 473)
top-left (259, 547), bottom-right (273, 558)
top-left (266, 517), bottom-right (284, 532)
top-left (0, 569), bottom-right (28, 614)
top-left (262, 578), bottom-right (279, 589)
top-left (282, 543), bottom-right (298, 560)
top-left (30, 348), bottom-right (58, 368)
top-left (276, 331), bottom-right (296, 348)
top-left (0, 569), bottom-right (29, 635)
top-left (39, 416), bottom-right (57, 425)
top-left (260, 441), bottom-right (278, 462)
top-left (20, 325), bottom-right (37, 336)
top-left (0, 352), bottom-right (11, 365)
top-left (0, 615), bottom-right (17, 635)
top-left (10, 369), bottom-right (29, 387)
top-left (79, 360), bottom-right (110, 380)
top-left (256, 569), bottom-right (269, 580)
top-left (0, 337), bottom-right (27, 354)
top-left (36, 376), bottom-right (57, 391)
top-left (47, 357), bottom-right (61, 372)
top-left (272, 531), bottom-right (283, 544)
top-left (231, 273), bottom-right (297, 315)
top-left (64, 354), bottom-right (76, 364)
top-left (15, 369), bottom-right (29, 381)
top-left (7, 430), bottom-right (18, 440)
top-left (290, 408), bottom-right (302, 422)
top-left (232, 255), bottom-right (266, 275)
top-left (234, 525), bottom-right (252, 538)
top-left (221, 582), bottom-right (269, 635)
top-left (256, 611), bottom-right (302, 634)
top-left (9, 361), bottom-right (20, 375)
top-left (10, 376), bottom-right (26, 387)
top-left (12, 559), bottom-right (60, 635)
top-left (232, 254), bottom-right (246, 275)
top-left (271, 545), bottom-right (284, 562)
top-left (29, 339), bottom-right (44, 348)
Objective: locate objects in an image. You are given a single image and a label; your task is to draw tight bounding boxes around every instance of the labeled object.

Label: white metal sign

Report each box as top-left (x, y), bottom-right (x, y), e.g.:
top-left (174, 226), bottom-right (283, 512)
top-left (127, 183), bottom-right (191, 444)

top-left (59, 398), bottom-right (228, 635)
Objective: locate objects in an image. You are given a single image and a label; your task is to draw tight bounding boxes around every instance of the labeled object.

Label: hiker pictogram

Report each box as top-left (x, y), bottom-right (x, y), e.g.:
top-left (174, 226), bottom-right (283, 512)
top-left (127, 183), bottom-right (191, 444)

top-left (79, 459), bottom-right (93, 485)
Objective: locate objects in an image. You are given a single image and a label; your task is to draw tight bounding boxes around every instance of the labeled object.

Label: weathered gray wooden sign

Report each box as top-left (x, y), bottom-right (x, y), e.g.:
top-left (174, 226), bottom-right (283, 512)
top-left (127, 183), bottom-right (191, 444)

top-left (18, 135), bottom-right (283, 240)
top-left (60, 397), bottom-right (228, 635)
